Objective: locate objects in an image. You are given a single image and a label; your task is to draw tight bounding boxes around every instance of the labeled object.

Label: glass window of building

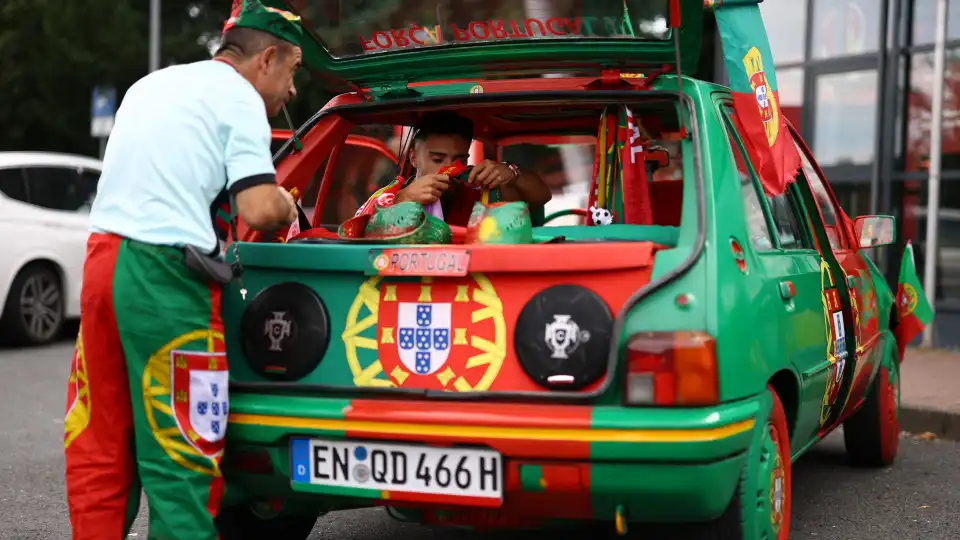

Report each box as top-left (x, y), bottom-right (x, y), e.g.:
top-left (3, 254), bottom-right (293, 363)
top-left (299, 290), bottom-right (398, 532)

top-left (905, 48), bottom-right (960, 173)
top-left (813, 69), bottom-right (879, 167)
top-left (811, 0), bottom-right (882, 59)
top-left (760, 0), bottom-right (808, 64)
top-left (908, 182), bottom-right (960, 307)
top-left (911, 0), bottom-right (960, 46)
top-left (777, 68), bottom-right (805, 132)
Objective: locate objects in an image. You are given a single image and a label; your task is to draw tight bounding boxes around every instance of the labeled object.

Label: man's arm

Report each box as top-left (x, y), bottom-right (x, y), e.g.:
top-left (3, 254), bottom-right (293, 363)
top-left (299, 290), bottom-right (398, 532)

top-left (495, 167), bottom-right (552, 207)
top-left (222, 89), bottom-right (296, 230)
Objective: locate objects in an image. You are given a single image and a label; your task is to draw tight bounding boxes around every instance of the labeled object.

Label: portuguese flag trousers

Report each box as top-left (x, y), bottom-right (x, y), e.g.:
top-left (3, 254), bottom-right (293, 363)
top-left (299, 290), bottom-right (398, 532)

top-left (64, 233), bottom-right (227, 540)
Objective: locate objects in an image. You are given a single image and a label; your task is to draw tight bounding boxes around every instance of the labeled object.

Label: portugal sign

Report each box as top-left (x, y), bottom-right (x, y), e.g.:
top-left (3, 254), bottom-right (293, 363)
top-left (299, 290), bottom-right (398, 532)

top-left (745, 48), bottom-right (779, 146)
top-left (171, 350), bottom-right (229, 458)
top-left (343, 273), bottom-right (506, 391)
top-left (143, 330), bottom-right (228, 476)
top-left (819, 259), bottom-right (847, 427)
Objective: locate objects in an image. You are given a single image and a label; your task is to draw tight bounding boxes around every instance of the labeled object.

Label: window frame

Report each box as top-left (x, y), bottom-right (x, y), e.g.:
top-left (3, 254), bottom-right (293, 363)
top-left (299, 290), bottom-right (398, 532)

top-left (788, 127), bottom-right (856, 253)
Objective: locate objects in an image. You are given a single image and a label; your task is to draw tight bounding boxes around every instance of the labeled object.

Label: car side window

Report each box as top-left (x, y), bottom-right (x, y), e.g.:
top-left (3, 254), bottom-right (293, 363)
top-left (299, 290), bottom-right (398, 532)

top-left (0, 168), bottom-right (28, 203)
top-left (22, 166), bottom-right (90, 213)
top-left (767, 190), bottom-right (807, 250)
top-left (721, 113), bottom-right (775, 251)
top-left (793, 139), bottom-right (848, 251)
top-left (721, 107), bottom-right (812, 251)
top-left (78, 169), bottom-right (101, 213)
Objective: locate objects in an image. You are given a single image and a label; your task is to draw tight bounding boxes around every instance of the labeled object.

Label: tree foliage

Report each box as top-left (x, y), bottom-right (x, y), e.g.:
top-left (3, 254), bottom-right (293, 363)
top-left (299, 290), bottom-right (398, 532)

top-left (0, 0), bottom-right (331, 157)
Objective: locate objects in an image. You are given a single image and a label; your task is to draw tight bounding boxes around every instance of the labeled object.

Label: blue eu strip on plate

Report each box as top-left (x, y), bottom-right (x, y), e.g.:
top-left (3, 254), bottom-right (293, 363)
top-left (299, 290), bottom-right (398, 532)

top-left (291, 437), bottom-right (310, 483)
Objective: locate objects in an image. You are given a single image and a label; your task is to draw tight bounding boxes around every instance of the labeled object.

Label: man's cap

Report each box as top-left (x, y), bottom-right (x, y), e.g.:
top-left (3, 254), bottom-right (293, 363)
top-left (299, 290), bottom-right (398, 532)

top-left (413, 111), bottom-right (475, 142)
top-left (222, 0), bottom-right (304, 48)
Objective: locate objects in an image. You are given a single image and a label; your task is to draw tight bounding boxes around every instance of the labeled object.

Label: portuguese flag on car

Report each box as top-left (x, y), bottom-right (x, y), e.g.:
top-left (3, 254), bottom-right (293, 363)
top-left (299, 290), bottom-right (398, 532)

top-left (895, 241), bottom-right (934, 360)
top-left (709, 0), bottom-right (801, 196)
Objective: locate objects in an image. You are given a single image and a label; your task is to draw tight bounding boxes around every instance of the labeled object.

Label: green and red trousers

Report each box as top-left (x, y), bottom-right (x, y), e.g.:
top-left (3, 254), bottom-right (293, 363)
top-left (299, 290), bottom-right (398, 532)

top-left (64, 233), bottom-right (228, 539)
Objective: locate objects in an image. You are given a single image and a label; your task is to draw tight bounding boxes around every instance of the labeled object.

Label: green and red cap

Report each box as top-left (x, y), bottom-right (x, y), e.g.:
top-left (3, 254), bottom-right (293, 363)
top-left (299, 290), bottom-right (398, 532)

top-left (222, 0), bottom-right (304, 48)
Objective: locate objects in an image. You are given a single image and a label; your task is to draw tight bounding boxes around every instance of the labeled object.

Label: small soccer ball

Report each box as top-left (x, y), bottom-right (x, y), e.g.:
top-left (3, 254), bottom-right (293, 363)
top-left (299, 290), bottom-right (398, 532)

top-left (590, 206), bottom-right (614, 226)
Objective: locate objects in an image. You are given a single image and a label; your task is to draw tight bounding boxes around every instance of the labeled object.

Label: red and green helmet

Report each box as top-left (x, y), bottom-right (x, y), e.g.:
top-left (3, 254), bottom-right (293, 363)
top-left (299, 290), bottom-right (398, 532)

top-left (222, 0), bottom-right (303, 47)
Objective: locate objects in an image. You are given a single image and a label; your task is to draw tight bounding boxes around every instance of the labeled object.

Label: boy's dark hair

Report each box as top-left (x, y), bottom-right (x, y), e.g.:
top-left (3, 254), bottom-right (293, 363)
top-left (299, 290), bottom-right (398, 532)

top-left (412, 111), bottom-right (475, 144)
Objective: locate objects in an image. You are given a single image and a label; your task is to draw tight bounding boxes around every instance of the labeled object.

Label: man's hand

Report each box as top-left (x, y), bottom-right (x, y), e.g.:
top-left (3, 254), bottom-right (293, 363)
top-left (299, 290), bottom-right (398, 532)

top-left (278, 186), bottom-right (297, 225)
top-left (396, 174), bottom-right (451, 205)
top-left (234, 182), bottom-right (298, 231)
top-left (467, 160), bottom-right (517, 189)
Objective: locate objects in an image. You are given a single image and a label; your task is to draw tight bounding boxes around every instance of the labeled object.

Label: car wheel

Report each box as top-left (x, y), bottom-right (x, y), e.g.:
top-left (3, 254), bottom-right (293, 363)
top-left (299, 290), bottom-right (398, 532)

top-left (842, 359), bottom-right (900, 467)
top-left (216, 502), bottom-right (319, 540)
top-left (638, 386), bottom-right (791, 540)
top-left (0, 263), bottom-right (64, 346)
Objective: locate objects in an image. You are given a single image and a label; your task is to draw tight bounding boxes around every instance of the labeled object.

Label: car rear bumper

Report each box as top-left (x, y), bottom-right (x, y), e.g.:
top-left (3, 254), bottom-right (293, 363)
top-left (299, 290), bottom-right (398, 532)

top-left (222, 393), bottom-right (761, 524)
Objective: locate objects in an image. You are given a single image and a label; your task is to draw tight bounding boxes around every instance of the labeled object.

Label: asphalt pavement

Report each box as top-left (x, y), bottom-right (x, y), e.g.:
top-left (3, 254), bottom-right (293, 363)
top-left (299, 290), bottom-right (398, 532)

top-left (2, 335), bottom-right (958, 540)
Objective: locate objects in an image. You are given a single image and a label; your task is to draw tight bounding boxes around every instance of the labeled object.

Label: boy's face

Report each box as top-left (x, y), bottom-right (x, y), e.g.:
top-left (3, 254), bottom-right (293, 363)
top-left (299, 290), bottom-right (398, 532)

top-left (409, 133), bottom-right (471, 176)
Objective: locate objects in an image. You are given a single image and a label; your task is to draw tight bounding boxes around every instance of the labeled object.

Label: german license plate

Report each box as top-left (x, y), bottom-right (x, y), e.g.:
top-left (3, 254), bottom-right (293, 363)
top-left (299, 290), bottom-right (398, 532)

top-left (290, 438), bottom-right (503, 502)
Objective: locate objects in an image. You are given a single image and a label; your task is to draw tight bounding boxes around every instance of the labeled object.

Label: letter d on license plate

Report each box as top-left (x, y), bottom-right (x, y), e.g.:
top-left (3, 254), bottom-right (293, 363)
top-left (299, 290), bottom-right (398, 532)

top-left (290, 438), bottom-right (503, 505)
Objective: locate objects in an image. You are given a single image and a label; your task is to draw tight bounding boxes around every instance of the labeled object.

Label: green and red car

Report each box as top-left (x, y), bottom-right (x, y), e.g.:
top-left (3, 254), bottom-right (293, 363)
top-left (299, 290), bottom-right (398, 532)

top-left (209, 1), bottom-right (913, 538)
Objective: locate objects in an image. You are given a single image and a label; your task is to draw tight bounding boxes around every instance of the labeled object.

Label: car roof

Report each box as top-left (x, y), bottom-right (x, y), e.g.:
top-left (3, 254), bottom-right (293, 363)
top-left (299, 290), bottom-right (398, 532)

top-left (0, 151), bottom-right (102, 170)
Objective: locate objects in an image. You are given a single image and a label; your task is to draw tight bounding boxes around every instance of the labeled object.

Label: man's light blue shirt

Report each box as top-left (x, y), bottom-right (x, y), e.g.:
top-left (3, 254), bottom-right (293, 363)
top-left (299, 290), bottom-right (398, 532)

top-left (90, 60), bottom-right (276, 254)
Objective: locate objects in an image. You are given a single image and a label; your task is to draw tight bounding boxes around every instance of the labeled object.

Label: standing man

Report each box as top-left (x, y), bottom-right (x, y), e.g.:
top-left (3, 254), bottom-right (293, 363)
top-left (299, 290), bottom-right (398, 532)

top-left (63, 2), bottom-right (303, 538)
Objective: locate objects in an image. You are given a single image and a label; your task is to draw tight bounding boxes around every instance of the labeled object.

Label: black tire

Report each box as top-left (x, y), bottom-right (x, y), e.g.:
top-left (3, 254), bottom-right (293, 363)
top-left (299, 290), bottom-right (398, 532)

top-left (0, 263), bottom-right (65, 346)
top-left (216, 504), bottom-right (318, 540)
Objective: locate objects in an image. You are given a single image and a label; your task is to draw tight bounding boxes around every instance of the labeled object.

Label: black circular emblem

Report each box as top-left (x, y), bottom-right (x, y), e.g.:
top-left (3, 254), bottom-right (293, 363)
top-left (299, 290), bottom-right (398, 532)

top-left (514, 285), bottom-right (613, 390)
top-left (240, 282), bottom-right (330, 381)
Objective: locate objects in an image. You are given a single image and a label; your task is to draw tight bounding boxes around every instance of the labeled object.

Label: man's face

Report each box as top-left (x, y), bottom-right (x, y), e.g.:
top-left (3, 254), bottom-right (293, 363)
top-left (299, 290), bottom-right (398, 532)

top-left (410, 133), bottom-right (471, 176)
top-left (253, 44), bottom-right (302, 117)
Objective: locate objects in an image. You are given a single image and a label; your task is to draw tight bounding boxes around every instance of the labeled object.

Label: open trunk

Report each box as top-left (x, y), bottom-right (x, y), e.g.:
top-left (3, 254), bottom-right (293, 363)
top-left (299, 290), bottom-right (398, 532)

top-left (224, 90), bottom-right (697, 399)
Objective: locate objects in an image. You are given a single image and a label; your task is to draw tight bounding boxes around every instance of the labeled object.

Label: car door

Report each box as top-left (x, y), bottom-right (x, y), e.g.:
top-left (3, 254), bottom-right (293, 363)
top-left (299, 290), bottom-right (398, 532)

top-left (775, 135), bottom-right (858, 435)
top-left (718, 105), bottom-right (831, 451)
top-left (788, 130), bottom-right (881, 424)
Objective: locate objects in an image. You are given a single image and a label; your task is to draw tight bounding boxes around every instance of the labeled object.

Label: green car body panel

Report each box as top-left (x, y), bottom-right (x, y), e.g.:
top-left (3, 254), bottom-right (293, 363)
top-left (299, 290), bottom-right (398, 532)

top-left (215, 1), bottom-right (901, 536)
top-left (217, 76), bottom-right (899, 532)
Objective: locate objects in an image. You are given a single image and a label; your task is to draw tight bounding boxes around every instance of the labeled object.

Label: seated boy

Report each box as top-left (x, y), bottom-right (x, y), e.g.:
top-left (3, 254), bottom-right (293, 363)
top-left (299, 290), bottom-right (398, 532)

top-left (357, 111), bottom-right (552, 226)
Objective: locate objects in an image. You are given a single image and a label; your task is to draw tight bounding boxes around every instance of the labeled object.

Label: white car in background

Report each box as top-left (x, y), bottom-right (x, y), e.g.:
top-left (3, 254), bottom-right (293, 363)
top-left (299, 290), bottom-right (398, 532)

top-left (0, 152), bottom-right (101, 346)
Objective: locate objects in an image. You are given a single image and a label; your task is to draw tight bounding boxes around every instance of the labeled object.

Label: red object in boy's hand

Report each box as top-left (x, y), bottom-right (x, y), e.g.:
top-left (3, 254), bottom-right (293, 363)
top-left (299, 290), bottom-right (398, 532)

top-left (438, 162), bottom-right (472, 184)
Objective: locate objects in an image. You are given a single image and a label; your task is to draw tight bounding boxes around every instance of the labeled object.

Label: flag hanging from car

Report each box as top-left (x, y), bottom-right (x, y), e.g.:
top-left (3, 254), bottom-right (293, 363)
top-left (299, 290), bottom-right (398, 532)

top-left (895, 241), bottom-right (934, 360)
top-left (708, 0), bottom-right (801, 196)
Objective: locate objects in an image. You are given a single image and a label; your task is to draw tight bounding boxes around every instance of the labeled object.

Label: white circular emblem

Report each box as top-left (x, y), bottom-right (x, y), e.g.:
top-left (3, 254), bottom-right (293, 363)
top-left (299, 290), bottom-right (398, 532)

top-left (373, 254), bottom-right (389, 270)
top-left (376, 192), bottom-right (395, 207)
top-left (353, 464), bottom-right (370, 483)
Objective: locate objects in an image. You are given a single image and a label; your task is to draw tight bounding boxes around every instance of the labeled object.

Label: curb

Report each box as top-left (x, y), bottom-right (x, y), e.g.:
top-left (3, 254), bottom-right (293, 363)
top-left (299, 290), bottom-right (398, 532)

top-left (900, 406), bottom-right (960, 442)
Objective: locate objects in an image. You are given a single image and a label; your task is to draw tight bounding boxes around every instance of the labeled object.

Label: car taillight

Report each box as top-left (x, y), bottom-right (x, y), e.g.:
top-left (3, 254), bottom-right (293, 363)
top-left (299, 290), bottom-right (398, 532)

top-left (625, 331), bottom-right (718, 406)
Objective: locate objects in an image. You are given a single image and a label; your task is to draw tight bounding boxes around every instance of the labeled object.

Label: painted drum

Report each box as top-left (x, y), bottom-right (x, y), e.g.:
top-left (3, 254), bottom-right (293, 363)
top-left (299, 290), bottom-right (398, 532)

top-left (240, 282), bottom-right (331, 381)
top-left (513, 284), bottom-right (613, 390)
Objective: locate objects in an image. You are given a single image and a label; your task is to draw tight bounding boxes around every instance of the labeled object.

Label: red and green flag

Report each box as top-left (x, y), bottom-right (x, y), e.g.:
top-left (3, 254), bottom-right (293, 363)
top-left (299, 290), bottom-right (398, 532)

top-left (586, 106), bottom-right (655, 226)
top-left (709, 0), bottom-right (801, 196)
top-left (895, 241), bottom-right (934, 360)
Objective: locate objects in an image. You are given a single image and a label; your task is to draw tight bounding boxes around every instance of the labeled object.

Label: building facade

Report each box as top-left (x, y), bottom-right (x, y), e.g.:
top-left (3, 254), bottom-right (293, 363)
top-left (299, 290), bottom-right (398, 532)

top-left (714, 0), bottom-right (960, 347)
